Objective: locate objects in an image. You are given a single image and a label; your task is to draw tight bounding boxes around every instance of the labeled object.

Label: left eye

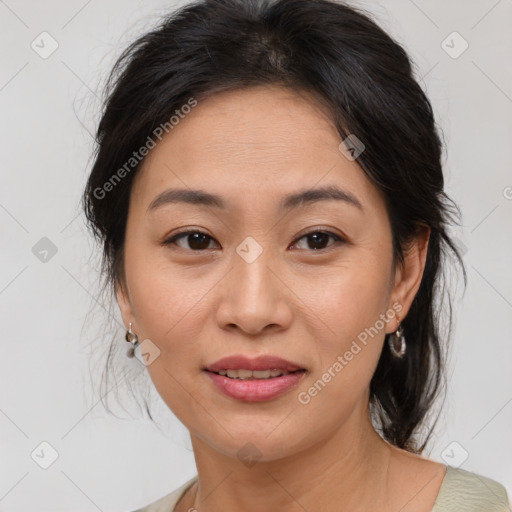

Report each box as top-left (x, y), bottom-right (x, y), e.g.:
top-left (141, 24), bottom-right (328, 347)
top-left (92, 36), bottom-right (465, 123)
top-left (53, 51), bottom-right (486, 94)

top-left (292, 231), bottom-right (344, 251)
top-left (164, 231), bottom-right (218, 251)
top-left (163, 230), bottom-right (344, 252)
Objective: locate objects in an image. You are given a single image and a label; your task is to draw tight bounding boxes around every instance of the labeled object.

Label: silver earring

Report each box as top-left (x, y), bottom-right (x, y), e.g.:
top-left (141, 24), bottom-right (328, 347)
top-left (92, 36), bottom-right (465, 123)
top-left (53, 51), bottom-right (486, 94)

top-left (125, 322), bottom-right (139, 358)
top-left (388, 316), bottom-right (406, 358)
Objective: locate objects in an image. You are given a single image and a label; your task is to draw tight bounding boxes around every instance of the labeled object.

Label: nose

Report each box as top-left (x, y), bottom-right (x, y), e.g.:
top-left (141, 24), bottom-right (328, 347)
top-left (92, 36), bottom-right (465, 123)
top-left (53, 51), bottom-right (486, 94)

top-left (215, 246), bottom-right (293, 336)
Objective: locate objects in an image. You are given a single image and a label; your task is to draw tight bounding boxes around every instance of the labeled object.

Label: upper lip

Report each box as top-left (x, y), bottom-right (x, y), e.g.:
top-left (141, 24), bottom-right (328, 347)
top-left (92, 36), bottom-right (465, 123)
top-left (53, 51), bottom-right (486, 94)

top-left (205, 355), bottom-right (305, 373)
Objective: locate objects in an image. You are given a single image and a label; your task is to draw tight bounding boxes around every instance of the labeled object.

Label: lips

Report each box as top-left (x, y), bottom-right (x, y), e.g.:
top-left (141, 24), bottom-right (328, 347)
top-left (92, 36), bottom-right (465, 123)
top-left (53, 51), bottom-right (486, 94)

top-left (204, 354), bottom-right (305, 373)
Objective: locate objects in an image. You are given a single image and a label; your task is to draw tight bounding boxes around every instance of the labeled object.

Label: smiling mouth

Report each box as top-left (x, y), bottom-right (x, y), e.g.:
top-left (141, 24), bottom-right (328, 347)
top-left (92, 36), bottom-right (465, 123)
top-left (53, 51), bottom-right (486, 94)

top-left (207, 369), bottom-right (306, 380)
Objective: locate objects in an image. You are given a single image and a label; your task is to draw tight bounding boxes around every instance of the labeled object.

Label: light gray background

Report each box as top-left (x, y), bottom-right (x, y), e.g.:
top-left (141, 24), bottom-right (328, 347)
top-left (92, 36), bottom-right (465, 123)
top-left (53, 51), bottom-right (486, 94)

top-left (1, 0), bottom-right (511, 510)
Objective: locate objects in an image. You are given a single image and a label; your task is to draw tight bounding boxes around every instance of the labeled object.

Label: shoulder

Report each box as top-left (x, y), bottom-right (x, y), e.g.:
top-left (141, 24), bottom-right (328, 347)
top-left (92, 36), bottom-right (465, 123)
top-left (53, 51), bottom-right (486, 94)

top-left (432, 465), bottom-right (510, 512)
top-left (129, 475), bottom-right (198, 512)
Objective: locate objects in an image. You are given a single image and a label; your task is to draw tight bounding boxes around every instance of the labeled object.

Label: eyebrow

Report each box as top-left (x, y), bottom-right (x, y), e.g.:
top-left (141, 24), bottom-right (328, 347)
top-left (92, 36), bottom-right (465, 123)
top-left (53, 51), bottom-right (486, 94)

top-left (146, 185), bottom-right (363, 214)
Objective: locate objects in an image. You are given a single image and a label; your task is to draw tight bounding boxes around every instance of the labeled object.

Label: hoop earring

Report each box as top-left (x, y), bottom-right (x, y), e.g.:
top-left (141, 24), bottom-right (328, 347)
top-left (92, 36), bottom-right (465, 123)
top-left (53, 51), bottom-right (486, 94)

top-left (388, 314), bottom-right (406, 358)
top-left (125, 322), bottom-right (139, 358)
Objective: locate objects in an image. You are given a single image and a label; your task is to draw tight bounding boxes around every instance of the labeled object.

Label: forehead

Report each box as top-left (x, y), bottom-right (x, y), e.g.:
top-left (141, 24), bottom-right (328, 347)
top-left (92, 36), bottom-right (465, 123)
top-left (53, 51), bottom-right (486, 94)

top-left (130, 85), bottom-right (384, 217)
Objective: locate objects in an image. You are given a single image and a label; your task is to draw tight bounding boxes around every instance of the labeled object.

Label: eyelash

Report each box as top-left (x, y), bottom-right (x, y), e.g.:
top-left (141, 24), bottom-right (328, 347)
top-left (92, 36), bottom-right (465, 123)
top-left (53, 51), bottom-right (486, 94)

top-left (162, 229), bottom-right (345, 252)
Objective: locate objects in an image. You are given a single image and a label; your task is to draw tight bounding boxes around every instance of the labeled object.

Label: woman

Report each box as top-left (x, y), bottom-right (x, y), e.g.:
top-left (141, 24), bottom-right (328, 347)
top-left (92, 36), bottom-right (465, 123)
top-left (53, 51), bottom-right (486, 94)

top-left (82, 0), bottom-right (510, 510)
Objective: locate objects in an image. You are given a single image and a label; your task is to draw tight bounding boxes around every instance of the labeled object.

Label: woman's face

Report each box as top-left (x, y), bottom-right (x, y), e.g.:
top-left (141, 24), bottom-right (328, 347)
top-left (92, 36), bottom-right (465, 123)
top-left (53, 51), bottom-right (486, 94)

top-left (116, 85), bottom-right (428, 462)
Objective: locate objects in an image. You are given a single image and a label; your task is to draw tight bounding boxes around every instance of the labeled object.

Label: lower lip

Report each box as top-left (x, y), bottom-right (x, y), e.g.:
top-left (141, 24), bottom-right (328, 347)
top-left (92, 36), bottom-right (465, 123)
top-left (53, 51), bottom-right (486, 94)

top-left (204, 370), bottom-right (306, 402)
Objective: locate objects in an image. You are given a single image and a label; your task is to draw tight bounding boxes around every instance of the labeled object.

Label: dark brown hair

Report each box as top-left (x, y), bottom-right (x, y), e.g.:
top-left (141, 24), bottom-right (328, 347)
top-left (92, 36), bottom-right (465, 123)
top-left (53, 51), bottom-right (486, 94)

top-left (82, 0), bottom-right (467, 453)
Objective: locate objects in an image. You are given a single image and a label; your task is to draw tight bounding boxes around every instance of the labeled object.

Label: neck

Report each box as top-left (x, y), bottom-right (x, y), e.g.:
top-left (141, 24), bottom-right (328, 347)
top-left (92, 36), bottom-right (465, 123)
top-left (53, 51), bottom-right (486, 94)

top-left (185, 399), bottom-right (393, 512)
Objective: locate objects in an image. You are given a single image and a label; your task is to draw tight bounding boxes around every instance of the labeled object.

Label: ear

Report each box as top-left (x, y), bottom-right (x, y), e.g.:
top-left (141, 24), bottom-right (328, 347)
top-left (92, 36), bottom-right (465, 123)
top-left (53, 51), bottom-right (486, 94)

top-left (115, 278), bottom-right (135, 330)
top-left (387, 224), bottom-right (430, 332)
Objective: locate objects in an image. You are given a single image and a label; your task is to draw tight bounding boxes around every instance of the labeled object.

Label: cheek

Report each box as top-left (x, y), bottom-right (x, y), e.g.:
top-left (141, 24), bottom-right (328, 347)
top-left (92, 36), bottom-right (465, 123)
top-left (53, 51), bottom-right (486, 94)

top-left (291, 249), bottom-right (392, 341)
top-left (124, 243), bottom-right (211, 344)
top-left (123, 246), bottom-right (215, 391)
top-left (290, 252), bottom-right (391, 396)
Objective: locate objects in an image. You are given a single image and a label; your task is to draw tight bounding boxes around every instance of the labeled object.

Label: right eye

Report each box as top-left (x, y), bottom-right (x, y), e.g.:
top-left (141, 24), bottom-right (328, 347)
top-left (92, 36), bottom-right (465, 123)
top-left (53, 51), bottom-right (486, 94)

top-left (162, 230), bottom-right (220, 251)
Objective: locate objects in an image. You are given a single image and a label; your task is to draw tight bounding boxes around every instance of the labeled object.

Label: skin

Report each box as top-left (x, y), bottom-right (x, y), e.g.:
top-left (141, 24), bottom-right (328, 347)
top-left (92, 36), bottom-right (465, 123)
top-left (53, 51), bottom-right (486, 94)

top-left (116, 84), bottom-right (446, 511)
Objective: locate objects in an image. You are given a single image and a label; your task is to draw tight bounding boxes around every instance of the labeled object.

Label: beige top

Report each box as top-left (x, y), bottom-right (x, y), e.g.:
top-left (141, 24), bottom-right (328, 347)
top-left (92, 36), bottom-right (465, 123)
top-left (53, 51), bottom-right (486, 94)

top-left (131, 465), bottom-right (511, 511)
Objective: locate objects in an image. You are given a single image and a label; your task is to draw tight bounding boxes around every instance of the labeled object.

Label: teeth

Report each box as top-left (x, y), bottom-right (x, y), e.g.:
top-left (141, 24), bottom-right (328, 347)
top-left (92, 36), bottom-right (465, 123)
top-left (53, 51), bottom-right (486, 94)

top-left (218, 369), bottom-right (290, 379)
